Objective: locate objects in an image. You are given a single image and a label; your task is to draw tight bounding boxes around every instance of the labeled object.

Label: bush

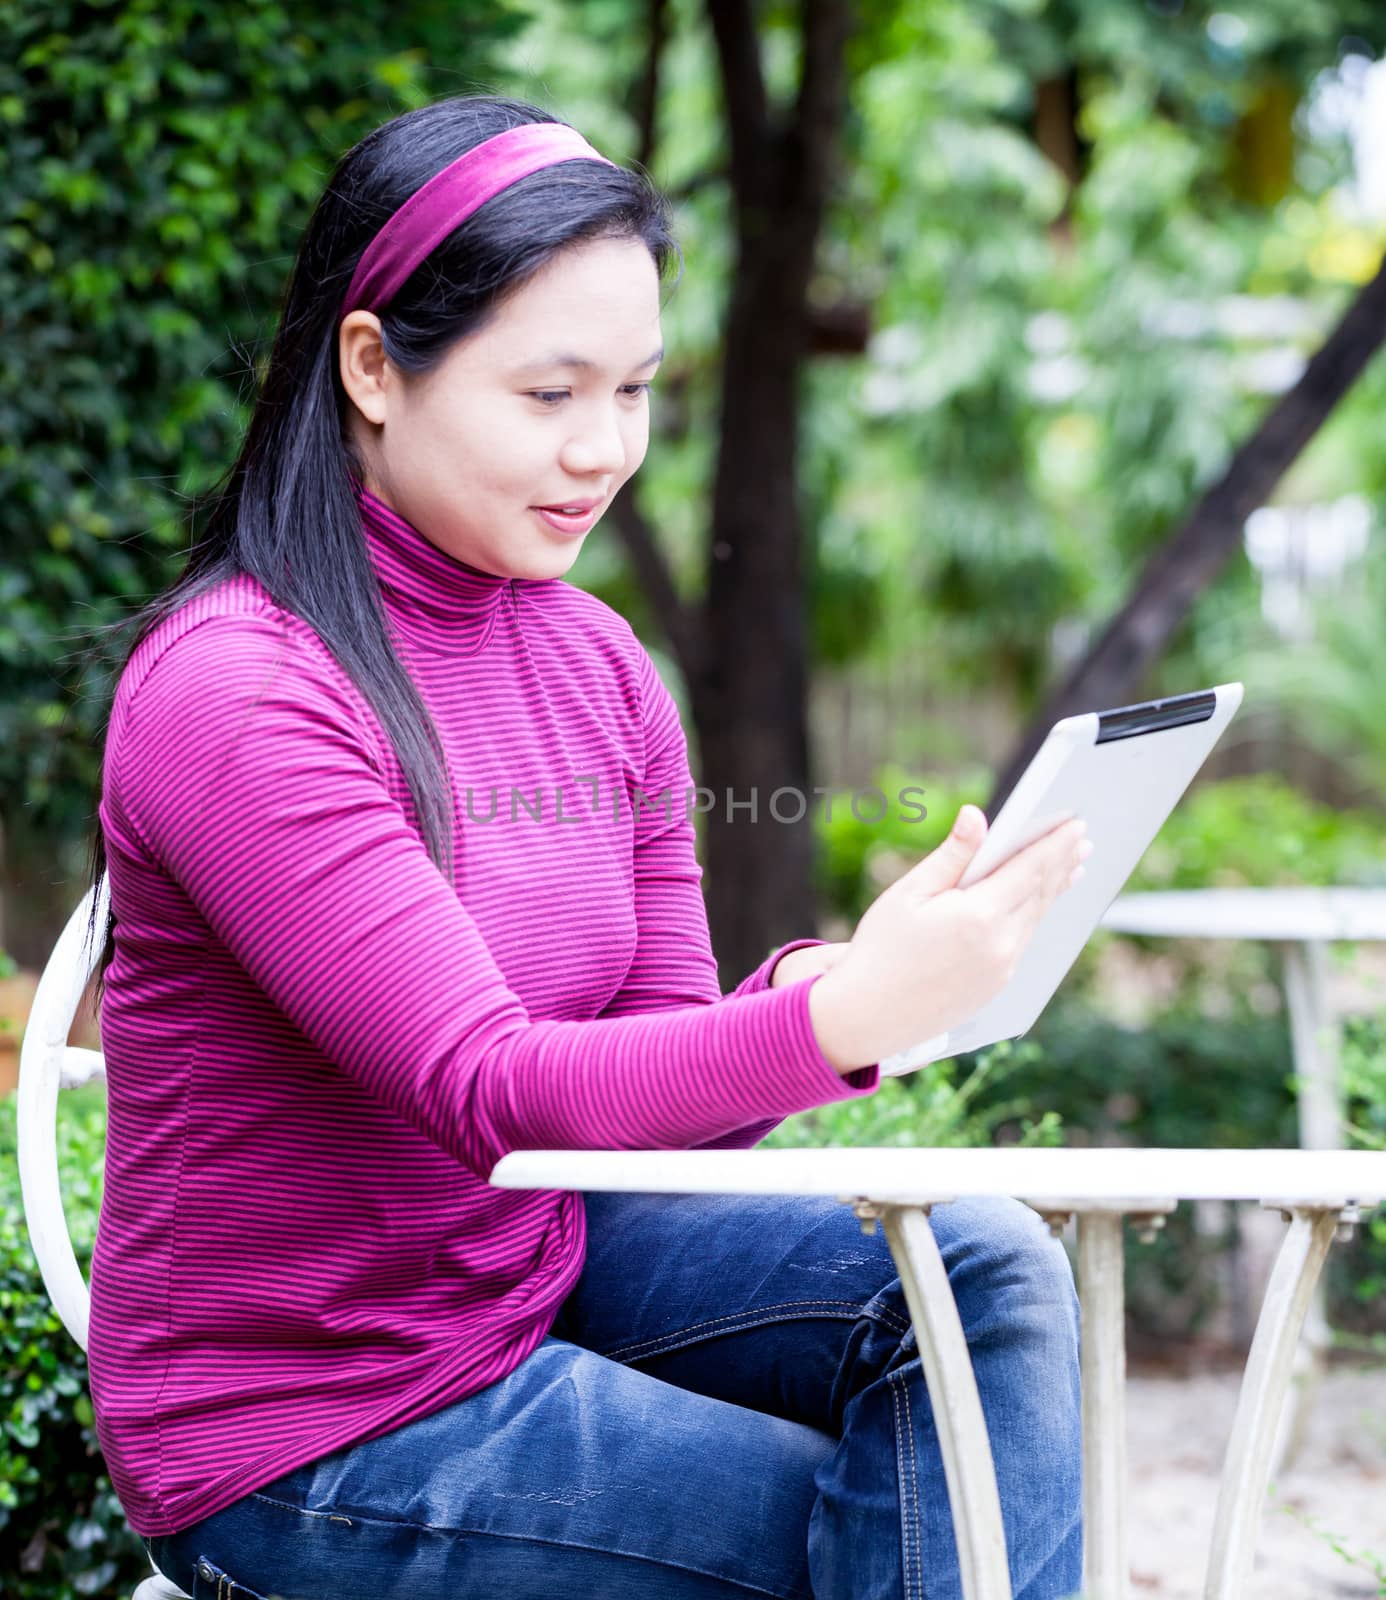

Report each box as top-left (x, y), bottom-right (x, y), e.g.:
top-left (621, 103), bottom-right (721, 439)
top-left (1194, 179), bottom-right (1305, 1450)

top-left (1125, 772), bottom-right (1386, 895)
top-left (817, 770), bottom-right (1386, 934)
top-left (966, 1002), bottom-right (1301, 1340)
top-left (962, 1000), bottom-right (1386, 1341)
top-left (792, 993), bottom-right (1382, 1344)
top-left (1327, 1011), bottom-right (1386, 1335)
top-left (766, 1036), bottom-right (1064, 1152)
top-left (1039, 773), bottom-right (1386, 1021)
top-left (815, 768), bottom-right (1385, 1339)
top-left (813, 762), bottom-right (990, 923)
top-left (0, 1082), bottom-right (148, 1599)
top-left (2, 0), bottom-right (520, 860)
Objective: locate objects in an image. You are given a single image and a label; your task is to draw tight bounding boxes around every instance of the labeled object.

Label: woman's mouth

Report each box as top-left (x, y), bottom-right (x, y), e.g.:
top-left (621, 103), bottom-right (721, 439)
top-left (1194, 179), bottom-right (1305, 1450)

top-left (532, 503), bottom-right (602, 537)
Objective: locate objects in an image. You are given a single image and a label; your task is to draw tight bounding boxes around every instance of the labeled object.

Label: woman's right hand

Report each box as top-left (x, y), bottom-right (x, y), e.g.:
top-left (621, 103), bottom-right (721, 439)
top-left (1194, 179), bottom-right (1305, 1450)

top-left (808, 804), bottom-right (1092, 1074)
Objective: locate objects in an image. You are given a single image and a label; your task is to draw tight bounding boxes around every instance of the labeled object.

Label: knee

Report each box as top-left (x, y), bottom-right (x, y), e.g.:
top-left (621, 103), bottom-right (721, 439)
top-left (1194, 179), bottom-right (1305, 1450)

top-left (933, 1196), bottom-right (1080, 1348)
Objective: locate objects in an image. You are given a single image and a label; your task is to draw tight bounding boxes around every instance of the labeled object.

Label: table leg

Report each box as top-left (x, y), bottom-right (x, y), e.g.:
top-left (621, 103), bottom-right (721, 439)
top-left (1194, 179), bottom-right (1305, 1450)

top-left (1077, 1212), bottom-right (1128, 1600)
top-left (1274, 941), bottom-right (1340, 1470)
top-left (1203, 1206), bottom-right (1343, 1600)
top-left (878, 1203), bottom-right (1013, 1600)
top-left (1278, 940), bottom-right (1342, 1153)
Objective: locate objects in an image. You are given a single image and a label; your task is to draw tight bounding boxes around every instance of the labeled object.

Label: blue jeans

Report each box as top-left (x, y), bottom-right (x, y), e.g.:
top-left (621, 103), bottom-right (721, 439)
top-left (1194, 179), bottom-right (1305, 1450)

top-left (146, 1192), bottom-right (1082, 1599)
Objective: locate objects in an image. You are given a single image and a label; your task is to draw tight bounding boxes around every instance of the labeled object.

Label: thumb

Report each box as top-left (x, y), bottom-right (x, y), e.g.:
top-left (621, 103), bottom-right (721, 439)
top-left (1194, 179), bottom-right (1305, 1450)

top-left (908, 804), bottom-right (987, 895)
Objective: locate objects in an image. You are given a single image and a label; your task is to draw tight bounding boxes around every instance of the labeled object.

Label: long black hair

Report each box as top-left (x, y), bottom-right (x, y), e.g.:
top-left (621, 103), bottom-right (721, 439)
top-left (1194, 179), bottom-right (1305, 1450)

top-left (84, 93), bottom-right (680, 995)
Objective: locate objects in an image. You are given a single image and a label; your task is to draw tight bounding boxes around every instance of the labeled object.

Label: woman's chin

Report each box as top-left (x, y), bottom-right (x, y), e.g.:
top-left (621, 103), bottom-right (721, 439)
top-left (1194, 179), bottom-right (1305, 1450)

top-left (521, 539), bottom-right (586, 581)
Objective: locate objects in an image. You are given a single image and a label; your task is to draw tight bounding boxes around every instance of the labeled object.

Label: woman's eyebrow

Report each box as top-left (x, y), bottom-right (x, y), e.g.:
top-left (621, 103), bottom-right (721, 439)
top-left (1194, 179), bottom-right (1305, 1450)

top-left (511, 346), bottom-right (664, 375)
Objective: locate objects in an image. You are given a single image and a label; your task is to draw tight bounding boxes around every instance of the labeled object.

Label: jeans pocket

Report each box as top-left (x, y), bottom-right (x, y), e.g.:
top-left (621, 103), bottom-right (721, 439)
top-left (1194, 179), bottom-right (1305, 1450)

top-left (188, 1554), bottom-right (275, 1600)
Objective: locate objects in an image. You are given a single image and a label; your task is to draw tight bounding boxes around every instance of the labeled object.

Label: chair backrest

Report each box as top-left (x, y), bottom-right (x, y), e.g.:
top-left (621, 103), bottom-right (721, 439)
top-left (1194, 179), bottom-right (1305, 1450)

top-left (16, 880), bottom-right (109, 1353)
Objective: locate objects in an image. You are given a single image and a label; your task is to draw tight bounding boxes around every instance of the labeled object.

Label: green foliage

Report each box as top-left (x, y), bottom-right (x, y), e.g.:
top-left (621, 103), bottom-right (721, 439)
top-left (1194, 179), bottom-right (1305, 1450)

top-left (1344, 1012), bottom-right (1386, 1155)
top-left (800, 753), bottom-right (1386, 1336)
top-left (808, 0), bottom-right (1386, 712)
top-left (1329, 1012), bottom-right (1386, 1323)
top-left (817, 769), bottom-right (1386, 1038)
top-left (1275, 1502), bottom-right (1386, 1597)
top-left (0, 1083), bottom-right (147, 1599)
top-left (998, 999), bottom-right (1298, 1151)
top-left (13, 0), bottom-right (1386, 881)
top-left (963, 999), bottom-right (1386, 1340)
top-left (1, 0), bottom-right (522, 855)
top-left (1050, 773), bottom-right (1386, 1021)
top-left (765, 1037), bottom-right (1065, 1152)
top-left (813, 762), bottom-right (991, 922)
top-left (508, 0), bottom-right (1386, 729)
top-left (1127, 773), bottom-right (1386, 893)
top-left (1241, 534), bottom-right (1386, 807)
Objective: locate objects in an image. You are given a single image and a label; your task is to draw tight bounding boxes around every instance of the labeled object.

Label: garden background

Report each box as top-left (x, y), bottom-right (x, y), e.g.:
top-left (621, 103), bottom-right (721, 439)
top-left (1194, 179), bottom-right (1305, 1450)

top-left (3, 0), bottom-right (1386, 1594)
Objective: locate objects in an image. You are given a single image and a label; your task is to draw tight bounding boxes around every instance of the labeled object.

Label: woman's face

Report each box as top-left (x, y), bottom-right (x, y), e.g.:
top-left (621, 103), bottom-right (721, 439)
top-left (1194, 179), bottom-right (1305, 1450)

top-left (340, 234), bottom-right (663, 581)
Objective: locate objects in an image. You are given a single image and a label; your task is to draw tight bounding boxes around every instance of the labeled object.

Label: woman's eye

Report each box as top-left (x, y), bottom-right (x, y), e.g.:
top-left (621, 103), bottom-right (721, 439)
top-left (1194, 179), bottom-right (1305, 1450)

top-left (527, 384), bottom-right (653, 407)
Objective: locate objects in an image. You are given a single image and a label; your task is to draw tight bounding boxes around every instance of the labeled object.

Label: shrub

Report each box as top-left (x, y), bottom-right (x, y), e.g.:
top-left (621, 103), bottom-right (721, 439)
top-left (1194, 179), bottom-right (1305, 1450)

top-left (0, 1082), bottom-right (147, 1599)
top-left (813, 762), bottom-right (990, 923)
top-left (766, 1036), bottom-right (1064, 1152)
top-left (1327, 1012), bottom-right (1386, 1334)
top-left (1125, 772), bottom-right (1386, 895)
top-left (2, 0), bottom-right (520, 868)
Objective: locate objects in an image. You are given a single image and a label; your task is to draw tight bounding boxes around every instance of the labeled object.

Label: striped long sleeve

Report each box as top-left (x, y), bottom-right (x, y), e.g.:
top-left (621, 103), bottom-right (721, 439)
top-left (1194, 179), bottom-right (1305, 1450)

top-left (89, 483), bottom-right (878, 1536)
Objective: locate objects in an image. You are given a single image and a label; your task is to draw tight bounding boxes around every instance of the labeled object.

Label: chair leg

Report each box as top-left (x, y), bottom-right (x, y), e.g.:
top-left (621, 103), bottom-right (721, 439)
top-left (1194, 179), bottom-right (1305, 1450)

top-left (132, 1568), bottom-right (193, 1599)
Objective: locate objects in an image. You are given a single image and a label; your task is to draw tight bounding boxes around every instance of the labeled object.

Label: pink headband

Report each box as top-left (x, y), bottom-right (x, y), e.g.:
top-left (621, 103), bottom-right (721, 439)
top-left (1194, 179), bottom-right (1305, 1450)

top-left (341, 122), bottom-right (618, 318)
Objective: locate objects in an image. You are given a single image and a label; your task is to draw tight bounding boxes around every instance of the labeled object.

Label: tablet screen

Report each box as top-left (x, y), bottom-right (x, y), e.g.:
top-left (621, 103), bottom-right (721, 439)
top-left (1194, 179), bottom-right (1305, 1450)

top-left (881, 682), bottom-right (1243, 1074)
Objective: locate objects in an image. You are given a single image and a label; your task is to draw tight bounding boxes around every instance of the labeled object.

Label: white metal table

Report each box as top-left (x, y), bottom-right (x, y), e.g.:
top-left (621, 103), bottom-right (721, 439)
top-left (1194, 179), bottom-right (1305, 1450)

top-left (1100, 888), bottom-right (1386, 1457)
top-left (491, 1145), bottom-right (1385, 1600)
top-left (1100, 888), bottom-right (1386, 1154)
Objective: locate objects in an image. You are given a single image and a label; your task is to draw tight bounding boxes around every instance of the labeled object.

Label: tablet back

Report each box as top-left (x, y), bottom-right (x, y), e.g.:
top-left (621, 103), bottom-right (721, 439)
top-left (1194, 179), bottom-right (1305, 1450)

top-left (880, 682), bottom-right (1244, 1075)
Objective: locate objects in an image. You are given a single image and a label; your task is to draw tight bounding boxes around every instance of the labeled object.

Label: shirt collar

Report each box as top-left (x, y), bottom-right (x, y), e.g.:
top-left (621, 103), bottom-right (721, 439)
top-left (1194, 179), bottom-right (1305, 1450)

top-left (353, 476), bottom-right (512, 655)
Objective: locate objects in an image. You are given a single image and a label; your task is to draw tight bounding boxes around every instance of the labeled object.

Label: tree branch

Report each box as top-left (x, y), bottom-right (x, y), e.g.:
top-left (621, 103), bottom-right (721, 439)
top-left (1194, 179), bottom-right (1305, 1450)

top-left (988, 251), bottom-right (1386, 812)
top-left (789, 0), bottom-right (853, 209)
top-left (633, 0), bottom-right (672, 174)
top-left (606, 486), bottom-right (707, 685)
top-left (663, 164), bottom-right (730, 204)
top-left (706, 0), bottom-right (771, 202)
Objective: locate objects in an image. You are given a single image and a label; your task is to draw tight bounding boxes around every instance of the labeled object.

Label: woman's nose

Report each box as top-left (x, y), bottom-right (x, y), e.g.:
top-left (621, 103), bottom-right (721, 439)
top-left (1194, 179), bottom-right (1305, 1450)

top-left (560, 408), bottom-right (627, 477)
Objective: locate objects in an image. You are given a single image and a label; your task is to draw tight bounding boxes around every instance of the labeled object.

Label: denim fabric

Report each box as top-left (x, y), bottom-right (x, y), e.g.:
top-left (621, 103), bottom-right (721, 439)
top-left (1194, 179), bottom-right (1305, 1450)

top-left (146, 1192), bottom-right (1082, 1599)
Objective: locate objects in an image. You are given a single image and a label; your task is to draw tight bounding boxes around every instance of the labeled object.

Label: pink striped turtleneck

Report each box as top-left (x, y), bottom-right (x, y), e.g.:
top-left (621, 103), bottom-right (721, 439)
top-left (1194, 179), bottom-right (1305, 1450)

top-left (89, 480), bottom-right (880, 1536)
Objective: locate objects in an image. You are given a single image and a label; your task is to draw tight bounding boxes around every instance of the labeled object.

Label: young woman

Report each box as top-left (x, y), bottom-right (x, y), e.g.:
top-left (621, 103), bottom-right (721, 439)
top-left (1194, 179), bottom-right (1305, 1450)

top-left (87, 94), bottom-right (1089, 1600)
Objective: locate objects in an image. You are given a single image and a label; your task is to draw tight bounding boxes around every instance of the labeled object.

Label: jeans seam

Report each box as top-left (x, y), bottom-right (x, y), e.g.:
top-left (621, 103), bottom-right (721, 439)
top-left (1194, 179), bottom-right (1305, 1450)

top-left (243, 1503), bottom-right (806, 1599)
top-left (890, 1369), bottom-right (921, 1600)
top-left (249, 1490), bottom-right (363, 1524)
top-left (603, 1298), bottom-right (911, 1362)
top-left (902, 1372), bottom-right (922, 1600)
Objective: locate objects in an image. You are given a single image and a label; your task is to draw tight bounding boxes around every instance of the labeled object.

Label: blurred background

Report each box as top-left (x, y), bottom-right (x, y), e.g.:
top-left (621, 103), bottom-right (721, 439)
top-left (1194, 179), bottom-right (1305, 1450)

top-left (3, 1), bottom-right (1386, 1595)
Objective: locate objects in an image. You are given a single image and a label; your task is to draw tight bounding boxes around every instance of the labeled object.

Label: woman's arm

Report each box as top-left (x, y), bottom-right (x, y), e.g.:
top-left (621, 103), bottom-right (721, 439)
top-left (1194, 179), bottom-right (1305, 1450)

top-left (767, 942), bottom-right (848, 989)
top-left (593, 648), bottom-right (876, 1150)
top-left (107, 611), bottom-right (878, 1182)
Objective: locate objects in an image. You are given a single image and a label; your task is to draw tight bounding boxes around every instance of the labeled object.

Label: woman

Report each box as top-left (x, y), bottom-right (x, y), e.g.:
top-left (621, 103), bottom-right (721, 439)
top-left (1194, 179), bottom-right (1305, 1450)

top-left (87, 94), bottom-right (1089, 1599)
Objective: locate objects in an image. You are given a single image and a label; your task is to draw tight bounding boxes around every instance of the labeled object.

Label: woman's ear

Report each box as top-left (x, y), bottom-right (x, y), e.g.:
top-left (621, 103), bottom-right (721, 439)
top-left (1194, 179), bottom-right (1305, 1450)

top-left (338, 311), bottom-right (390, 427)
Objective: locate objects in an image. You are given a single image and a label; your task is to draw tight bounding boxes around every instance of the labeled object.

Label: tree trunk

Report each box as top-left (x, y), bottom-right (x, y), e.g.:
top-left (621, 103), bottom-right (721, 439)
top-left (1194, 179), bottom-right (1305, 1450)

top-left (989, 254), bottom-right (1386, 814)
top-left (693, 0), bottom-right (854, 979)
top-left (692, 216), bottom-right (818, 974)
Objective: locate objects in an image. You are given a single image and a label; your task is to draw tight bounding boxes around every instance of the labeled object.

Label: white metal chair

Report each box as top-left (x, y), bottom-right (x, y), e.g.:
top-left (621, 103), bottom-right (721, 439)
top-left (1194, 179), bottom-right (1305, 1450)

top-left (19, 888), bottom-right (1386, 1600)
top-left (16, 879), bottom-right (189, 1600)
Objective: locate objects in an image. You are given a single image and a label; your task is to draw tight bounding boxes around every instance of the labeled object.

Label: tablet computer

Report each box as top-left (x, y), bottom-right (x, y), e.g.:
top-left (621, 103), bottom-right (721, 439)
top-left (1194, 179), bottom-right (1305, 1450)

top-left (879, 681), bottom-right (1244, 1076)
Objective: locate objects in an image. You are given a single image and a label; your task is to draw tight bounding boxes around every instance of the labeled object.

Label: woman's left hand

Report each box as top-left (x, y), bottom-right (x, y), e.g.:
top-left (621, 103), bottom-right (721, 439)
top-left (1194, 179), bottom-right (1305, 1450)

top-left (768, 942), bottom-right (850, 989)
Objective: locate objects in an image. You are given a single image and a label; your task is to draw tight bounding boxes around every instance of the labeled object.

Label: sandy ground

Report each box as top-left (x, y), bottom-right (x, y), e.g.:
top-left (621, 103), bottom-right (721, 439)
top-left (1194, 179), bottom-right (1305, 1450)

top-left (1125, 1361), bottom-right (1386, 1597)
